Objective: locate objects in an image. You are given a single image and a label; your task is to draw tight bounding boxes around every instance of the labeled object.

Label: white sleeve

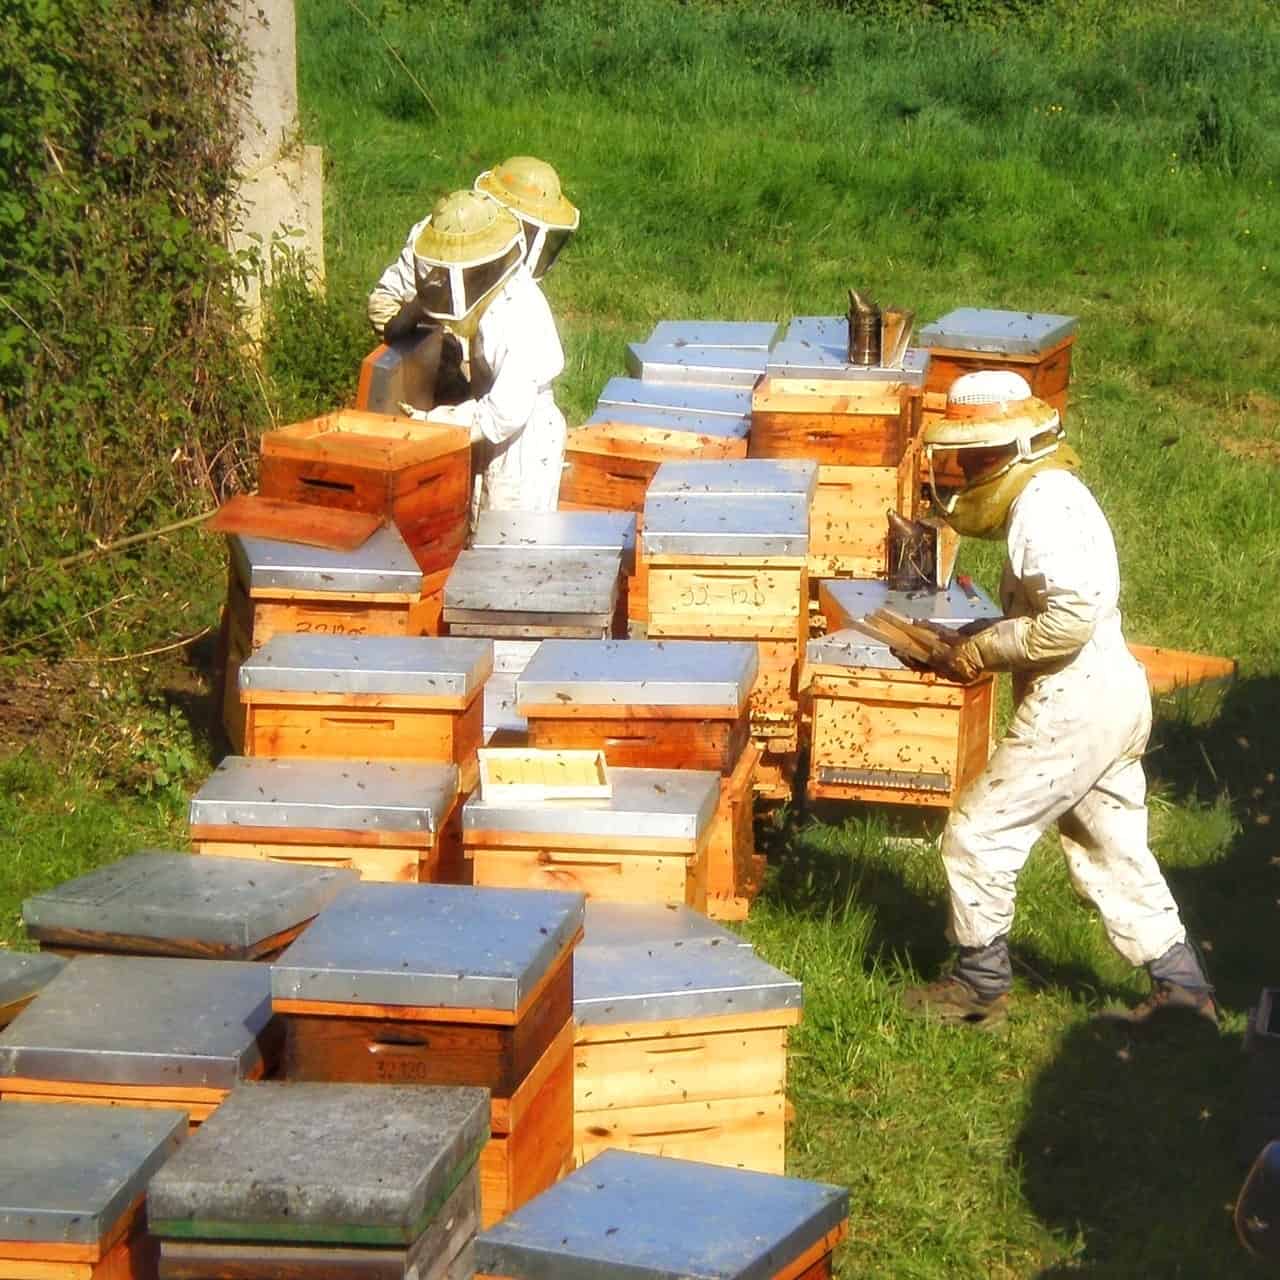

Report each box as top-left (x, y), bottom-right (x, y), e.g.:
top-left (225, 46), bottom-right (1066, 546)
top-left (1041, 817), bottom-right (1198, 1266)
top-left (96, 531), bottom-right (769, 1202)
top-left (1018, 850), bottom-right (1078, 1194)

top-left (366, 218), bottom-right (428, 336)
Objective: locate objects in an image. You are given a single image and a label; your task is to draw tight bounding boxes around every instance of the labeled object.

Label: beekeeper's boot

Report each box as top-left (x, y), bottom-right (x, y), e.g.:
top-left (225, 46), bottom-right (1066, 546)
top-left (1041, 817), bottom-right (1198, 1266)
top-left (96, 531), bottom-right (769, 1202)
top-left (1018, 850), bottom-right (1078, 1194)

top-left (904, 936), bottom-right (1011, 1028)
top-left (1103, 940), bottom-right (1219, 1029)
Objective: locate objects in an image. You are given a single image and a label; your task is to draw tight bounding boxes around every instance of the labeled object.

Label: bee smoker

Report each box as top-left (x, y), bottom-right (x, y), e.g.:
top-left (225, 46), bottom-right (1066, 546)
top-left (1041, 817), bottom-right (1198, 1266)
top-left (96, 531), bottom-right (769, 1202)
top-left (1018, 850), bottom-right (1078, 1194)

top-left (886, 511), bottom-right (949, 591)
top-left (847, 289), bottom-right (882, 366)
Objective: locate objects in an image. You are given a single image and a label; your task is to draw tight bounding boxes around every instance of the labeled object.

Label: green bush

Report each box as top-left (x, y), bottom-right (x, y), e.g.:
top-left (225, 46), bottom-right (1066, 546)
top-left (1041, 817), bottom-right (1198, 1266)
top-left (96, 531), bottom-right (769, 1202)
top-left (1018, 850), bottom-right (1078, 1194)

top-left (0, 0), bottom-right (258, 654)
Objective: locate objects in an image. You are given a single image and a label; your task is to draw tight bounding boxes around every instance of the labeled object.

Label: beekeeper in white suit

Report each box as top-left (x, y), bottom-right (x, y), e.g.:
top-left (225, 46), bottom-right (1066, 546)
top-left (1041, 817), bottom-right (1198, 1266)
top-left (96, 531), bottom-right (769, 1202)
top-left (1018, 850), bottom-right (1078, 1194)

top-left (903, 370), bottom-right (1215, 1029)
top-left (367, 160), bottom-right (576, 514)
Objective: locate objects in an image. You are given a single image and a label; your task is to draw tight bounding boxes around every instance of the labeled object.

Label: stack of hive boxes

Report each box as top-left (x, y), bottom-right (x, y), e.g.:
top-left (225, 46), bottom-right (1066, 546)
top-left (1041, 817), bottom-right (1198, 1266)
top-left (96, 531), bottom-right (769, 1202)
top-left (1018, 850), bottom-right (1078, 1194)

top-left (751, 316), bottom-right (928, 587)
top-left (270, 881), bottom-right (585, 1229)
top-left (572, 904), bottom-right (800, 1173)
top-left (642, 460), bottom-right (816, 798)
top-left (561, 323), bottom-right (761, 628)
top-left (516, 639), bottom-right (763, 919)
top-left (218, 409), bottom-right (472, 750)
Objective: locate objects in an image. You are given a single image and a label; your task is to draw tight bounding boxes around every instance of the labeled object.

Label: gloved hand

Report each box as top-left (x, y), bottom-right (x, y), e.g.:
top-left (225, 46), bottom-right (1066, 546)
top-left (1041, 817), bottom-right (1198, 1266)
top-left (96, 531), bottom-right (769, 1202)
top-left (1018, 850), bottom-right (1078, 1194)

top-left (397, 401), bottom-right (430, 422)
top-left (935, 636), bottom-right (986, 684)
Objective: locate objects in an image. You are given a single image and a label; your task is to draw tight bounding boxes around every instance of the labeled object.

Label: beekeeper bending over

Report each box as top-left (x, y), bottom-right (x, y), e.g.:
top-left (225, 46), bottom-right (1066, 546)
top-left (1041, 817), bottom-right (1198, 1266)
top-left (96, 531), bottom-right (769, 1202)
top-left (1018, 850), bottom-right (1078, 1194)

top-left (903, 370), bottom-right (1215, 1029)
top-left (366, 159), bottom-right (578, 513)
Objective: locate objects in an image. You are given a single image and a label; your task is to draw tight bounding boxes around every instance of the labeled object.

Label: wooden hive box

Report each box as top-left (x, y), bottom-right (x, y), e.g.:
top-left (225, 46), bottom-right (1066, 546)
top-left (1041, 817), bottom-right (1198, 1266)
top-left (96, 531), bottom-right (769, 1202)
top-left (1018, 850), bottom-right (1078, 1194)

top-left (0, 956), bottom-right (277, 1125)
top-left (641, 462), bottom-right (816, 792)
top-left (573, 903), bottom-right (800, 1174)
top-left (238, 634), bottom-right (492, 793)
top-left (805, 578), bottom-right (1001, 808)
top-left (472, 509), bottom-right (637, 635)
top-left (560, 378), bottom-right (753, 515)
top-left (916, 308), bottom-right (1078, 420)
top-left (474, 1149), bottom-right (849, 1280)
top-left (443, 548), bottom-right (622, 641)
top-left (21, 853), bottom-right (356, 963)
top-left (0, 952), bottom-right (64, 1030)
top-left (516, 638), bottom-right (763, 919)
top-left (189, 757), bottom-right (460, 884)
top-left (750, 375), bottom-right (924, 580)
top-left (218, 525), bottom-right (432, 751)
top-left (0, 1101), bottom-right (186, 1280)
top-left (463, 767), bottom-right (721, 910)
top-left (271, 882), bottom-right (585, 1229)
top-left (148, 1082), bottom-right (486, 1280)
top-left (257, 410), bottom-right (471, 576)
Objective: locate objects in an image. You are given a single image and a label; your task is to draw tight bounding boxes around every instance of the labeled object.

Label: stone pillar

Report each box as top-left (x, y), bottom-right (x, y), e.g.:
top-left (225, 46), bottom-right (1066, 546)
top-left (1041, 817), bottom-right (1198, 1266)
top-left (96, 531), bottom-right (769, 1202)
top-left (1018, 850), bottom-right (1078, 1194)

top-left (230, 0), bottom-right (325, 334)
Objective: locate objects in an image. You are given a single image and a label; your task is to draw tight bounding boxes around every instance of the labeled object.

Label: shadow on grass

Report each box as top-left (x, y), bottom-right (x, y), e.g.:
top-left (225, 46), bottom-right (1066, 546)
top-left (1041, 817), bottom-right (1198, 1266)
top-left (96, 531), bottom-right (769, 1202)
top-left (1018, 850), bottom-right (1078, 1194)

top-left (1016, 1014), bottom-right (1259, 1277)
top-left (1143, 675), bottom-right (1280, 1010)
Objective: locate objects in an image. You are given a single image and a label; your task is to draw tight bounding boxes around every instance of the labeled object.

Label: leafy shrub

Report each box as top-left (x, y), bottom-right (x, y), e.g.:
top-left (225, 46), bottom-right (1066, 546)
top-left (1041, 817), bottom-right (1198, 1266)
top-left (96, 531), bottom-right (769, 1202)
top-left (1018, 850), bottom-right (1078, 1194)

top-left (0, 0), bottom-right (258, 654)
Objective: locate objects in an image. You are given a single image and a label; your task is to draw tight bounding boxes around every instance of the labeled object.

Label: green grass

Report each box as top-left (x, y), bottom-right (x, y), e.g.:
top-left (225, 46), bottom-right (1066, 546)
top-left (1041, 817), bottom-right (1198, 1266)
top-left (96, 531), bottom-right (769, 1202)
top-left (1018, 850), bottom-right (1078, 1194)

top-left (4, 0), bottom-right (1280, 1274)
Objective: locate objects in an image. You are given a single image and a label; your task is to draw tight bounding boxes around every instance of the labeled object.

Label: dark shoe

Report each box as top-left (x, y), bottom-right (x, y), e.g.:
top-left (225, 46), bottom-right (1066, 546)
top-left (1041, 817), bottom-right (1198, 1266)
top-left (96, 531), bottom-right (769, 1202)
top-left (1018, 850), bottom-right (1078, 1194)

top-left (903, 976), bottom-right (1009, 1028)
top-left (1101, 980), bottom-right (1219, 1028)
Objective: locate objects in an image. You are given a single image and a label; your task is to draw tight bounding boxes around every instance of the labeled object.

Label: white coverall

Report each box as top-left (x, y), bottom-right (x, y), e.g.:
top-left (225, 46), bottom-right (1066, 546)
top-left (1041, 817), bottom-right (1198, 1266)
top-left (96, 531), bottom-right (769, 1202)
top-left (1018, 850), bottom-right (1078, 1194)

top-left (943, 468), bottom-right (1188, 967)
top-left (367, 223), bottom-right (567, 513)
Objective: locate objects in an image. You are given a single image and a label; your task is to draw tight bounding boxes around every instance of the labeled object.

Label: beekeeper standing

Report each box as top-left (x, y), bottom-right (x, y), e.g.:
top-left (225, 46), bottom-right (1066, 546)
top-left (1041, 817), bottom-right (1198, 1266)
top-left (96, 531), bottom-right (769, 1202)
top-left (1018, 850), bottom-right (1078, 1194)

top-left (902, 370), bottom-right (1216, 1029)
top-left (366, 158), bottom-right (577, 514)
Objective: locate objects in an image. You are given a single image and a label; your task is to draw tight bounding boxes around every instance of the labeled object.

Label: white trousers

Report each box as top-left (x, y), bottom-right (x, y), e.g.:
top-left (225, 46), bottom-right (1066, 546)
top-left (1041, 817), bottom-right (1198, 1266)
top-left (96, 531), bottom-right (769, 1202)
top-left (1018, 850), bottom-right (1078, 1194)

top-left (942, 663), bottom-right (1187, 967)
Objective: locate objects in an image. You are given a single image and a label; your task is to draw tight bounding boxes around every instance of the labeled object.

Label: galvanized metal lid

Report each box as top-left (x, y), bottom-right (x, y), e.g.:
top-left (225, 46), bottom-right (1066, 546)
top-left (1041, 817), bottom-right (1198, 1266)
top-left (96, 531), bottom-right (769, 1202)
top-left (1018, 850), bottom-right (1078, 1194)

top-left (647, 320), bottom-right (781, 350)
top-left (474, 1149), bottom-right (849, 1280)
top-left (648, 459), bottom-right (818, 501)
top-left (819, 578), bottom-right (999, 631)
top-left (583, 405), bottom-right (751, 442)
top-left (806, 628), bottom-right (905, 671)
top-left (272, 882), bottom-right (585, 1012)
top-left (595, 376), bottom-right (752, 420)
top-left (189, 758), bottom-right (458, 836)
top-left (147, 1082), bottom-right (489, 1246)
top-left (0, 950), bottom-right (65, 1013)
top-left (229, 524), bottom-right (422, 597)
top-left (471, 510), bottom-right (637, 574)
top-left (238, 634), bottom-right (493, 698)
top-left (0, 1102), bottom-right (186, 1246)
top-left (0, 956), bottom-right (273, 1088)
top-left (462, 767), bottom-right (720, 845)
top-left (580, 902), bottom-right (750, 951)
top-left (516, 639), bottom-right (758, 712)
top-left (917, 307), bottom-right (1078, 355)
top-left (625, 342), bottom-right (768, 389)
top-left (443, 549), bottom-right (620, 618)
top-left (21, 852), bottom-right (357, 953)
top-left (574, 940), bottom-right (801, 1026)
top-left (767, 338), bottom-right (930, 387)
top-left (641, 494), bottom-right (809, 558)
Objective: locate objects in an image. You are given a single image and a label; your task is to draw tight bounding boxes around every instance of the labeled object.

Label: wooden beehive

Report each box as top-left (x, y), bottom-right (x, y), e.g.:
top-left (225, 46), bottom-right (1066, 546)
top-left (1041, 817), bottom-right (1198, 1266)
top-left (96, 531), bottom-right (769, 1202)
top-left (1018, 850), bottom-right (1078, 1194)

top-left (473, 1150), bottom-right (849, 1280)
top-left (516, 638), bottom-right (763, 919)
top-left (270, 883), bottom-right (585, 1229)
top-left (559, 379), bottom-right (753, 515)
top-left (218, 525), bottom-right (434, 752)
top-left (238, 634), bottom-right (492, 793)
top-left (21, 853), bottom-right (356, 962)
top-left (463, 767), bottom-right (721, 910)
top-left (805, 579), bottom-right (1002, 808)
top-left (750, 377), bottom-right (924, 579)
top-left (917, 308), bottom-right (1077, 420)
top-left (0, 1102), bottom-right (185, 1280)
top-left (0, 956), bottom-right (277, 1126)
top-left (572, 905), bottom-right (799, 1174)
top-left (148, 1083), bottom-right (486, 1280)
top-left (189, 757), bottom-right (460, 884)
top-left (641, 462), bottom-right (816, 794)
top-left (257, 409), bottom-right (471, 575)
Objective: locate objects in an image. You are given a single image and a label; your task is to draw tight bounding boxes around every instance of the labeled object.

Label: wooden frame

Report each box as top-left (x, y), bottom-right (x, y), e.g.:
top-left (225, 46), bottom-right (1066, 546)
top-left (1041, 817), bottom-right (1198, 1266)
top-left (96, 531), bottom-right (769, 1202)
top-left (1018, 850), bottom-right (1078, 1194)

top-left (476, 748), bottom-right (612, 803)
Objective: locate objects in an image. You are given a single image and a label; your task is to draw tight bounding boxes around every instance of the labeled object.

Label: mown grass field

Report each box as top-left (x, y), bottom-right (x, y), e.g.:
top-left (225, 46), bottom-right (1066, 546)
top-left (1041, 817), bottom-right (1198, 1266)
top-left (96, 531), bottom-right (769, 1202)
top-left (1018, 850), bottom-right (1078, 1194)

top-left (4, 0), bottom-right (1280, 1274)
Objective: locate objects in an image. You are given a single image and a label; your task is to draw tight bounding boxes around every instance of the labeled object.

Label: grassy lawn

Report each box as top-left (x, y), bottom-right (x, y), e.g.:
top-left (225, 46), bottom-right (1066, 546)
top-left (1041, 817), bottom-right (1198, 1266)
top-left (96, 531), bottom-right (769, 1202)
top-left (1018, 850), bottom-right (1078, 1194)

top-left (4, 0), bottom-right (1279, 1274)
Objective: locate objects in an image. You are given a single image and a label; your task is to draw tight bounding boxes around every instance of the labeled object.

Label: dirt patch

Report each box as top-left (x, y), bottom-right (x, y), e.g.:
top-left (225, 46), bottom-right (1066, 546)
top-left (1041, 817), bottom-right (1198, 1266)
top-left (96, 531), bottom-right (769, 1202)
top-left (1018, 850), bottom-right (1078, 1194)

top-left (1221, 435), bottom-right (1280, 466)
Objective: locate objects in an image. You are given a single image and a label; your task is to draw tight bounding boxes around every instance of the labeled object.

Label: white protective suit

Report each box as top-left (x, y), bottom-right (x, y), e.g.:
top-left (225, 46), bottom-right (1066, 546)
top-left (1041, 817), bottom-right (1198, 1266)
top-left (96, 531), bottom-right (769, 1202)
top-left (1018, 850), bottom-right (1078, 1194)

top-left (942, 468), bottom-right (1188, 967)
top-left (367, 222), bottom-right (567, 513)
